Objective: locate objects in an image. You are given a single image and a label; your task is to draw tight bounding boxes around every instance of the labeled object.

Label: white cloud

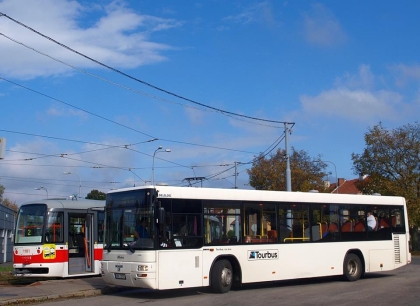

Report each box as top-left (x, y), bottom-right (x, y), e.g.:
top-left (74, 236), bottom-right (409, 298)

top-left (45, 105), bottom-right (88, 119)
top-left (299, 65), bottom-right (410, 123)
top-left (389, 64), bottom-right (420, 87)
top-left (0, 136), bottom-right (140, 204)
top-left (334, 65), bottom-right (375, 90)
top-left (223, 1), bottom-right (276, 27)
top-left (0, 0), bottom-right (181, 79)
top-left (302, 3), bottom-right (347, 47)
top-left (300, 88), bottom-right (404, 123)
top-left (184, 106), bottom-right (205, 125)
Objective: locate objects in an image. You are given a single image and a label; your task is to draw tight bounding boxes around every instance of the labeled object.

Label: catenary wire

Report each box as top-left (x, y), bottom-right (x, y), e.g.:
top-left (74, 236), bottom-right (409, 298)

top-left (0, 13), bottom-right (293, 126)
top-left (0, 31), bottom-right (283, 130)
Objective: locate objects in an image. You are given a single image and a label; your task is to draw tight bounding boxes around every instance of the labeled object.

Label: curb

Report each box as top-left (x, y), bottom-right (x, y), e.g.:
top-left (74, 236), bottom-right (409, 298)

top-left (0, 286), bottom-right (125, 306)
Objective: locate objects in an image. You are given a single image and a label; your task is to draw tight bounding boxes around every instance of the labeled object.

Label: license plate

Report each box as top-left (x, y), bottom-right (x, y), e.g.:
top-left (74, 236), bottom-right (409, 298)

top-left (114, 273), bottom-right (126, 280)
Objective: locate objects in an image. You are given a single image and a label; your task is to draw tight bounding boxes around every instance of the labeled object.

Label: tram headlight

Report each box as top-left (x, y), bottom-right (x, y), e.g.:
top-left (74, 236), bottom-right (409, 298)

top-left (137, 265), bottom-right (148, 272)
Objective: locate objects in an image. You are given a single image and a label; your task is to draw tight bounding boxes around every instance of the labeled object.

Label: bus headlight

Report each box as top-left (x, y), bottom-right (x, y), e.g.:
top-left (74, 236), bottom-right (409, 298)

top-left (137, 265), bottom-right (148, 272)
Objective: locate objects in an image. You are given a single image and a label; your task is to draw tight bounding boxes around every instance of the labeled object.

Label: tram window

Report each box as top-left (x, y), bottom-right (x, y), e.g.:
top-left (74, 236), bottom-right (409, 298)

top-left (15, 204), bottom-right (46, 243)
top-left (69, 215), bottom-right (86, 257)
top-left (46, 212), bottom-right (64, 243)
top-left (98, 211), bottom-right (105, 243)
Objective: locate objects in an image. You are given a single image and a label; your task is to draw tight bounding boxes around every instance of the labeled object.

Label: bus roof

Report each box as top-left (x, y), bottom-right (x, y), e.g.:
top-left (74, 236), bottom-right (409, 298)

top-left (107, 185), bottom-right (406, 206)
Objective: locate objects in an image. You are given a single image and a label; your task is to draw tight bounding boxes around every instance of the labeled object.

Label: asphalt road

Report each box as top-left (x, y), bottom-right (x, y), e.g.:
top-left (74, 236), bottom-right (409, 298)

top-left (34, 256), bottom-right (420, 306)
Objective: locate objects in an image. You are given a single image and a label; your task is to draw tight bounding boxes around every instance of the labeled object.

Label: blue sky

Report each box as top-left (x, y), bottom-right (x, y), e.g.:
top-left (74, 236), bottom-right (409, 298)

top-left (1, 0), bottom-right (419, 204)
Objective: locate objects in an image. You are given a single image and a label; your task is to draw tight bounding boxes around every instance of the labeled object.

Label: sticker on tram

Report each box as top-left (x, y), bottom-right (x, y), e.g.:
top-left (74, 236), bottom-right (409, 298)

top-left (42, 244), bottom-right (56, 259)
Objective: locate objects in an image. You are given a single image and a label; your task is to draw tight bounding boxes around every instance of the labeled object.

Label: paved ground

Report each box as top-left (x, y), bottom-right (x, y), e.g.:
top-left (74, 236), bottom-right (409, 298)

top-left (0, 262), bottom-right (124, 306)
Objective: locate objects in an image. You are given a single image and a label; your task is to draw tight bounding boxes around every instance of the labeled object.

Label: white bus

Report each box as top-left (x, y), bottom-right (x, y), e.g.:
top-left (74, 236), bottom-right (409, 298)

top-left (13, 198), bottom-right (105, 278)
top-left (100, 186), bottom-right (411, 293)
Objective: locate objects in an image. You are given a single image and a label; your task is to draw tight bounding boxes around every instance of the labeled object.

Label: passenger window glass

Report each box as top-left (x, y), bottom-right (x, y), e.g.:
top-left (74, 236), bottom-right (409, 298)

top-left (244, 202), bottom-right (276, 244)
top-left (311, 204), bottom-right (328, 241)
top-left (278, 203), bottom-right (309, 243)
top-left (162, 199), bottom-right (203, 249)
top-left (204, 200), bottom-right (240, 245)
top-left (46, 212), bottom-right (63, 243)
top-left (339, 205), bottom-right (365, 233)
top-left (390, 207), bottom-right (405, 233)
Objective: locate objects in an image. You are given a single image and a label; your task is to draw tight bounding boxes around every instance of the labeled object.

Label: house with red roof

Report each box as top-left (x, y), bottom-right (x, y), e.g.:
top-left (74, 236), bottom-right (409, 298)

top-left (325, 175), bottom-right (368, 194)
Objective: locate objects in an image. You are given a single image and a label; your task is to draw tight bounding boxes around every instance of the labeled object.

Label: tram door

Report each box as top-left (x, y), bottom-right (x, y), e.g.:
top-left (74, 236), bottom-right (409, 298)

top-left (84, 214), bottom-right (93, 272)
top-left (67, 212), bottom-right (94, 274)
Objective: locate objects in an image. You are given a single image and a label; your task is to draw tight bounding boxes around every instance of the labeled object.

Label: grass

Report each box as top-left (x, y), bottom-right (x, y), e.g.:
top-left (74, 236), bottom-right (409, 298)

top-left (0, 266), bottom-right (15, 284)
top-left (0, 265), bottom-right (45, 286)
top-left (0, 266), bottom-right (12, 272)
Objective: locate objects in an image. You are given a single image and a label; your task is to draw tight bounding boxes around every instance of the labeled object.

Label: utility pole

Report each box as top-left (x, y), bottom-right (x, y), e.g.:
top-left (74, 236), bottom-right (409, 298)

top-left (0, 137), bottom-right (6, 159)
top-left (285, 123), bottom-right (292, 192)
top-left (234, 162), bottom-right (239, 189)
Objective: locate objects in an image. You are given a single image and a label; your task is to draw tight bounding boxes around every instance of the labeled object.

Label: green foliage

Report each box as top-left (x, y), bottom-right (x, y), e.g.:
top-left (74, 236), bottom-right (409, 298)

top-left (351, 122), bottom-right (420, 229)
top-left (0, 184), bottom-right (18, 212)
top-left (85, 189), bottom-right (106, 200)
top-left (247, 148), bottom-right (330, 192)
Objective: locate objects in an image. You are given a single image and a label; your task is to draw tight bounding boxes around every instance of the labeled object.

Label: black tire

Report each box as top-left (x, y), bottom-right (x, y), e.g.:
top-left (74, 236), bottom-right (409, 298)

top-left (211, 259), bottom-right (233, 293)
top-left (343, 253), bottom-right (362, 281)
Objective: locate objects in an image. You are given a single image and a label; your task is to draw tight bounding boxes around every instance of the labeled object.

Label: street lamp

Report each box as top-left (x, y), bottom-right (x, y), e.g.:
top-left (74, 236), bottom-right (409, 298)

top-left (316, 160), bottom-right (338, 194)
top-left (63, 172), bottom-right (82, 198)
top-left (152, 146), bottom-right (171, 185)
top-left (34, 186), bottom-right (48, 199)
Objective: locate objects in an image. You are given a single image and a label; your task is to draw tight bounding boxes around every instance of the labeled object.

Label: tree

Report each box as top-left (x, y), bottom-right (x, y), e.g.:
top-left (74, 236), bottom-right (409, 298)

top-left (85, 189), bottom-right (106, 200)
top-left (247, 147), bottom-right (329, 192)
top-left (351, 122), bottom-right (420, 250)
top-left (0, 184), bottom-right (4, 202)
top-left (2, 198), bottom-right (18, 213)
top-left (0, 184), bottom-right (18, 213)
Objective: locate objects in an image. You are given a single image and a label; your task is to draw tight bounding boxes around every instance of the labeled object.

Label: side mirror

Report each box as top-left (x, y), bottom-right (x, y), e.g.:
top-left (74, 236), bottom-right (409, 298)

top-left (158, 206), bottom-right (165, 224)
top-left (148, 189), bottom-right (157, 206)
top-left (154, 202), bottom-right (165, 224)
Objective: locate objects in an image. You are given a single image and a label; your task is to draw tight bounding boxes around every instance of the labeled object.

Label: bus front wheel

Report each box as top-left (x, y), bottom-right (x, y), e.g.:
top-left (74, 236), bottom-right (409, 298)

top-left (211, 259), bottom-right (233, 293)
top-left (343, 253), bottom-right (362, 281)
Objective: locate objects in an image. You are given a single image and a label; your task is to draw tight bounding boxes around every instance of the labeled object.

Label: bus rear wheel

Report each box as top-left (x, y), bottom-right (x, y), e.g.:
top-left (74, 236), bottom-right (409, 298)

top-left (343, 253), bottom-right (362, 281)
top-left (211, 259), bottom-right (233, 293)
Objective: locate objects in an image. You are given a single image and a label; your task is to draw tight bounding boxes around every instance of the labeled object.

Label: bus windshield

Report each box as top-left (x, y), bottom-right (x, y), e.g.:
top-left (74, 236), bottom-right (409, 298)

top-left (105, 189), bottom-right (155, 250)
top-left (15, 204), bottom-right (47, 244)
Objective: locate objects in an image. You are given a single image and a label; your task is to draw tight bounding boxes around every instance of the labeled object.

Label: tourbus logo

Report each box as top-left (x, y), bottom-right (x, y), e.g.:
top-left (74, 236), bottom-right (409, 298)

top-left (248, 249), bottom-right (278, 261)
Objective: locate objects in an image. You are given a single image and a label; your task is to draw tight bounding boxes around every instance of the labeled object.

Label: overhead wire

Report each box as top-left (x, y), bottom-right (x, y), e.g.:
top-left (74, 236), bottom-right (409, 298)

top-left (0, 78), bottom-right (156, 139)
top-left (0, 78), bottom-right (264, 185)
top-left (2, 139), bottom-right (159, 162)
top-left (0, 128), bottom-right (156, 148)
top-left (0, 98), bottom-right (258, 155)
top-left (0, 12), bottom-right (295, 187)
top-left (0, 31), bottom-right (283, 130)
top-left (0, 12), bottom-right (293, 126)
top-left (0, 174), bottom-right (119, 197)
